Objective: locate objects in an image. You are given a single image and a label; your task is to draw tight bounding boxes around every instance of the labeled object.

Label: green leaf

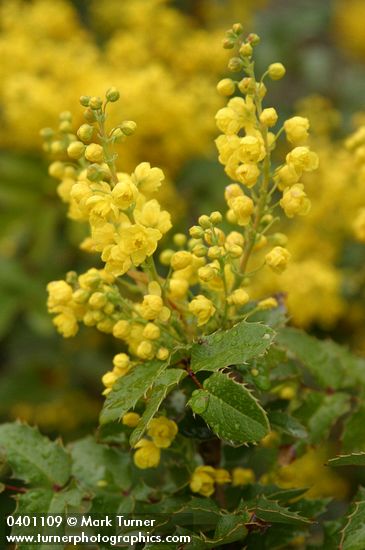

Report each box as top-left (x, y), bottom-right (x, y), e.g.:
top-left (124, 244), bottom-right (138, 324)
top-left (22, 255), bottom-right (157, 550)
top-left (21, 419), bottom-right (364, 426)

top-left (188, 372), bottom-right (269, 445)
top-left (207, 514), bottom-right (248, 546)
top-left (100, 359), bottom-right (168, 424)
top-left (268, 411), bottom-right (308, 439)
top-left (328, 452), bottom-right (365, 467)
top-left (13, 486), bottom-right (86, 550)
top-left (69, 436), bottom-right (131, 491)
top-left (250, 496), bottom-right (312, 526)
top-left (340, 499), bottom-right (365, 550)
top-left (191, 321), bottom-right (275, 373)
top-left (130, 369), bottom-right (186, 447)
top-left (307, 393), bottom-right (351, 443)
top-left (277, 328), bottom-right (345, 389)
top-left (0, 422), bottom-right (70, 487)
top-left (343, 406), bottom-right (365, 452)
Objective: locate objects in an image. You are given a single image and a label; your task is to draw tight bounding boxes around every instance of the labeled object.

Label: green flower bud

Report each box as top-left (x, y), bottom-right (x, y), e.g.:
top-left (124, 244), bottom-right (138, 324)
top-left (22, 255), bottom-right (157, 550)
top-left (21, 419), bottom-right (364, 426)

top-left (89, 96), bottom-right (103, 110)
top-left (120, 121), bottom-right (137, 136)
top-left (59, 111), bottom-right (72, 122)
top-left (40, 127), bottom-right (54, 140)
top-left (198, 215), bottom-right (211, 229)
top-left (228, 57), bottom-right (244, 72)
top-left (77, 124), bottom-right (94, 142)
top-left (67, 141), bottom-right (85, 160)
top-left (80, 95), bottom-right (91, 107)
top-left (106, 87), bottom-right (120, 102)
top-left (83, 108), bottom-right (97, 123)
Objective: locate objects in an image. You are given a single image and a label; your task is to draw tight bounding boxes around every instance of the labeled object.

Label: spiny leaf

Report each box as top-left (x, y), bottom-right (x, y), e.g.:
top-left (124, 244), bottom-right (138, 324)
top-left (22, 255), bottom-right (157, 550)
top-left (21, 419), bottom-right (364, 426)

top-left (328, 452), bottom-right (365, 467)
top-left (130, 369), bottom-right (186, 447)
top-left (0, 422), bottom-right (70, 487)
top-left (100, 359), bottom-right (168, 424)
top-left (69, 436), bottom-right (132, 491)
top-left (191, 321), bottom-right (275, 373)
top-left (188, 371), bottom-right (269, 445)
top-left (277, 327), bottom-right (365, 390)
top-left (13, 486), bottom-right (86, 550)
top-left (268, 411), bottom-right (308, 439)
top-left (340, 498), bottom-right (365, 550)
top-left (249, 496), bottom-right (312, 526)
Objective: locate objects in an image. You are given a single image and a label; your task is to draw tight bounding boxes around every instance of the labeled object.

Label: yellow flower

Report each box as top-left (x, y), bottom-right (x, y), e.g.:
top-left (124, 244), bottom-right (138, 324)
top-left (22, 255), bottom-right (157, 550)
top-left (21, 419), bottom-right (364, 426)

top-left (230, 195), bottom-right (254, 226)
top-left (53, 311), bottom-right (78, 338)
top-left (142, 323), bottom-right (160, 340)
top-left (168, 279), bottom-right (189, 299)
top-left (156, 347), bottom-right (169, 361)
top-left (284, 116), bottom-right (310, 144)
top-left (274, 164), bottom-right (300, 190)
top-left (140, 294), bottom-right (164, 320)
top-left (85, 143), bottom-right (104, 163)
top-left (111, 176), bottom-right (138, 209)
top-left (268, 62), bottom-right (286, 80)
top-left (259, 107), bottom-right (278, 127)
top-left (228, 288), bottom-right (250, 306)
top-left (265, 246), bottom-right (291, 273)
top-left (147, 417), bottom-right (178, 448)
top-left (102, 370), bottom-right (118, 395)
top-left (112, 320), bottom-right (130, 339)
top-left (113, 353), bottom-right (131, 376)
top-left (236, 163), bottom-right (260, 187)
top-left (170, 251), bottom-right (193, 270)
top-left (47, 280), bottom-right (73, 309)
top-left (122, 412), bottom-right (140, 427)
top-left (214, 468), bottom-right (231, 485)
top-left (133, 439), bottom-right (161, 469)
top-left (280, 184), bottom-right (311, 218)
top-left (238, 135), bottom-right (264, 163)
top-left (286, 146), bottom-right (319, 172)
top-left (232, 467), bottom-right (255, 487)
top-left (353, 208), bottom-right (365, 242)
top-left (136, 340), bottom-right (155, 360)
top-left (257, 297), bottom-right (278, 310)
top-left (134, 199), bottom-right (172, 234)
top-left (189, 295), bottom-right (216, 326)
top-left (120, 224), bottom-right (162, 267)
top-left (216, 78), bottom-right (235, 96)
top-left (190, 466), bottom-right (216, 497)
top-left (132, 162), bottom-right (164, 194)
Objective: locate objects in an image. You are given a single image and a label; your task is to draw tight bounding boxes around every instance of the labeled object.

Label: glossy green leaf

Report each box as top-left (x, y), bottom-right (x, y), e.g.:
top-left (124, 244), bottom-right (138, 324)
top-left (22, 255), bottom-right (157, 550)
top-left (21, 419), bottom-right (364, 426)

top-left (191, 321), bottom-right (275, 373)
top-left (130, 369), bottom-right (186, 447)
top-left (188, 372), bottom-right (269, 445)
top-left (100, 359), bottom-right (168, 424)
top-left (0, 422), bottom-right (70, 487)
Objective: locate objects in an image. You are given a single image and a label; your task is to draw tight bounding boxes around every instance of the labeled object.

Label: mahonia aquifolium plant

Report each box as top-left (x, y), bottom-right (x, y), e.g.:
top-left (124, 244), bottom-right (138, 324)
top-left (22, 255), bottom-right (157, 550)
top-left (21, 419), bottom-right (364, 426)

top-left (2, 26), bottom-right (365, 550)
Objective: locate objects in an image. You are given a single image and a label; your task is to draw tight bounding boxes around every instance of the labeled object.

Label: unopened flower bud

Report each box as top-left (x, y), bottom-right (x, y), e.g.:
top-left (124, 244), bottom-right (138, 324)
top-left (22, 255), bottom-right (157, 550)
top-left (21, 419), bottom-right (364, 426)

top-left (89, 96), bottom-right (103, 110)
top-left (216, 78), bottom-right (235, 97)
top-left (120, 121), bottom-right (137, 136)
top-left (239, 43), bottom-right (253, 57)
top-left (106, 87), bottom-right (120, 102)
top-left (268, 63), bottom-right (286, 80)
top-left (67, 141), bottom-right (85, 160)
top-left (228, 57), bottom-right (244, 72)
top-left (210, 211), bottom-right (223, 224)
top-left (77, 124), bottom-right (94, 142)
top-left (189, 225), bottom-right (204, 239)
top-left (198, 215), bottom-right (211, 229)
top-left (80, 95), bottom-right (91, 107)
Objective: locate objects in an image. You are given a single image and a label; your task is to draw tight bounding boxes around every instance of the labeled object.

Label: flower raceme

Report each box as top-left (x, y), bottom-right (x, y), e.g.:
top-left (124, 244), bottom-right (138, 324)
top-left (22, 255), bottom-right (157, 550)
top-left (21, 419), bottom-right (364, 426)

top-left (46, 27), bottom-right (318, 471)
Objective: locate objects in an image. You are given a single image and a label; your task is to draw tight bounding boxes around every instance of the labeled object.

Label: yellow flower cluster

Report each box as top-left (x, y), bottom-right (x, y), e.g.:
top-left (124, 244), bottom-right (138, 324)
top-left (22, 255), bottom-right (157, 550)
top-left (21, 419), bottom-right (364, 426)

top-left (0, 0), bottom-right (231, 188)
top-left (250, 98), bottom-right (365, 334)
top-left (132, 416), bottom-right (178, 469)
top-left (263, 447), bottom-right (349, 500)
top-left (189, 465), bottom-right (255, 497)
top-left (45, 29), bottom-right (318, 439)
